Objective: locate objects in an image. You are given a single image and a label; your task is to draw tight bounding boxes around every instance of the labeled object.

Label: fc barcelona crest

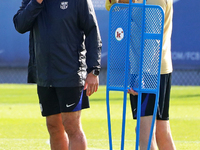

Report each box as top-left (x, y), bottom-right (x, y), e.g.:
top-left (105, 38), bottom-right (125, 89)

top-left (60, 2), bottom-right (68, 10)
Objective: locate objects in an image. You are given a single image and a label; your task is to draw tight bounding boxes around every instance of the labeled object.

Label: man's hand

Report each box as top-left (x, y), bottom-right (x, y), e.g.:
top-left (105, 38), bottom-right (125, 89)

top-left (36, 0), bottom-right (43, 4)
top-left (84, 72), bottom-right (99, 96)
top-left (127, 88), bottom-right (138, 96)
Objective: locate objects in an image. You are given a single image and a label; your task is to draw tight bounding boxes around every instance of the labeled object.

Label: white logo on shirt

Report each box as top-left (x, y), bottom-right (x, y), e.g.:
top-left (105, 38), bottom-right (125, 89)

top-left (60, 2), bottom-right (68, 10)
top-left (66, 103), bottom-right (75, 108)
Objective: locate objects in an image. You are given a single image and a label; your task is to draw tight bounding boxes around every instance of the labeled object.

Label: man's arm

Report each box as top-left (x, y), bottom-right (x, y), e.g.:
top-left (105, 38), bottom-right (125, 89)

top-left (78, 0), bottom-right (102, 96)
top-left (78, 0), bottom-right (102, 74)
top-left (13, 0), bottom-right (44, 34)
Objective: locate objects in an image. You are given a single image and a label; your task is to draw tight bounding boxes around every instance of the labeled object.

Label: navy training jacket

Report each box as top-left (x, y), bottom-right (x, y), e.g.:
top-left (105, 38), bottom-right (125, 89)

top-left (13, 0), bottom-right (102, 87)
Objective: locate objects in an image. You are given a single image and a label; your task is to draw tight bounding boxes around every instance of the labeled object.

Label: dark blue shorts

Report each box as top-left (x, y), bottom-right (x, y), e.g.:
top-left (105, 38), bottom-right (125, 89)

top-left (130, 73), bottom-right (172, 120)
top-left (37, 86), bottom-right (89, 116)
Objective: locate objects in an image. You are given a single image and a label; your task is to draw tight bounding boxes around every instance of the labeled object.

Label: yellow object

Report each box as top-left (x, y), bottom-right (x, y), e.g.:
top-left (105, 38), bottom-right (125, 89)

top-left (105, 0), bottom-right (135, 11)
top-left (105, 0), bottom-right (118, 11)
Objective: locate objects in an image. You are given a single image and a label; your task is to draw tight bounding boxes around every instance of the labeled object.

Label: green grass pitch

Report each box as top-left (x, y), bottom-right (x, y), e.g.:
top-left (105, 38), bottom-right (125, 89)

top-left (0, 84), bottom-right (200, 150)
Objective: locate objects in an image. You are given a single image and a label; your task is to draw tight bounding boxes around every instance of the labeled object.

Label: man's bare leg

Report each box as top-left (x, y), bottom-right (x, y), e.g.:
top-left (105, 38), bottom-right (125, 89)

top-left (46, 114), bottom-right (69, 150)
top-left (156, 120), bottom-right (176, 150)
top-left (62, 110), bottom-right (87, 150)
top-left (139, 116), bottom-right (157, 150)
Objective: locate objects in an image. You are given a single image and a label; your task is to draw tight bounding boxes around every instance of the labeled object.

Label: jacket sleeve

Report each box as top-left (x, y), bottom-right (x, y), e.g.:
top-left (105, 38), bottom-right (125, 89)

top-left (27, 30), bottom-right (37, 83)
top-left (78, 0), bottom-right (102, 73)
top-left (13, 0), bottom-right (44, 34)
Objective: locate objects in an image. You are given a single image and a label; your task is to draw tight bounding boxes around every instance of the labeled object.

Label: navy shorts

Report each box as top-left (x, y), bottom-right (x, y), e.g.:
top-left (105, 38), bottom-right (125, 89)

top-left (37, 86), bottom-right (89, 116)
top-left (130, 73), bottom-right (172, 120)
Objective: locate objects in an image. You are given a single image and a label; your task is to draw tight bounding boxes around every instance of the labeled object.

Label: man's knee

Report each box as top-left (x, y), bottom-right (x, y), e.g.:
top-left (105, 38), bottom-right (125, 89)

top-left (63, 121), bottom-right (80, 137)
top-left (46, 114), bottom-right (64, 135)
top-left (61, 111), bottom-right (82, 137)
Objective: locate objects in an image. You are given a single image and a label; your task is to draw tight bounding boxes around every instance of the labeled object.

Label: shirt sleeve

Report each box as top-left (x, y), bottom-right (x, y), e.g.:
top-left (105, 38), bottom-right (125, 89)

top-left (105, 0), bottom-right (117, 11)
top-left (13, 0), bottom-right (44, 34)
top-left (78, 0), bottom-right (102, 73)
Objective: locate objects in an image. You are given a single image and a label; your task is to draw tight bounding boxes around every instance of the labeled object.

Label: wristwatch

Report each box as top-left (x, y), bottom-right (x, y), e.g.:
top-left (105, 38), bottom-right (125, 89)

top-left (92, 69), bottom-right (100, 76)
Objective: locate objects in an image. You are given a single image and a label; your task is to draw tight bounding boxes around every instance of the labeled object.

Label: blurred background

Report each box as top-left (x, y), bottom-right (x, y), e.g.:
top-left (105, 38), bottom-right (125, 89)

top-left (0, 0), bottom-right (199, 85)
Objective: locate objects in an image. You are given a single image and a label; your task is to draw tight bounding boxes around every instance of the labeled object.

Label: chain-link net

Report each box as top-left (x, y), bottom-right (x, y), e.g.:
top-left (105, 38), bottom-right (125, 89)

top-left (0, 67), bottom-right (200, 86)
top-left (0, 67), bottom-right (27, 83)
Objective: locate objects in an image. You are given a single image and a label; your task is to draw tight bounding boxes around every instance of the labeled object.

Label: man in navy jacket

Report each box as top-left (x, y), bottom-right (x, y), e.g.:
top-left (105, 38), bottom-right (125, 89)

top-left (13, 0), bottom-right (102, 149)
